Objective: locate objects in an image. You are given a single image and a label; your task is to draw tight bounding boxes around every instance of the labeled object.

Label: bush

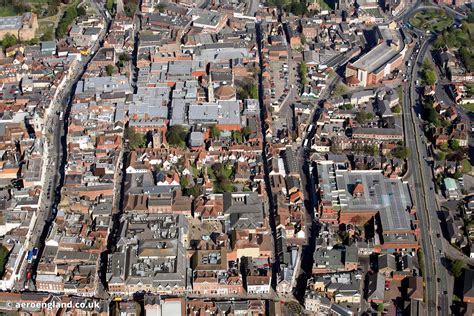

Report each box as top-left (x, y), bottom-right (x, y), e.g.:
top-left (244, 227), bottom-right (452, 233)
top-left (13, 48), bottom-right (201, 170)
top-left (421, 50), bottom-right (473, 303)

top-left (1, 33), bottom-right (17, 50)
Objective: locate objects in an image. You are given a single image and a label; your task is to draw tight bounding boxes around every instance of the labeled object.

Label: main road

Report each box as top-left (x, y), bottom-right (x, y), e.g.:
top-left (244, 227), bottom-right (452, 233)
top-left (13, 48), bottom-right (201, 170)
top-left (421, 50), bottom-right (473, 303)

top-left (402, 33), bottom-right (450, 315)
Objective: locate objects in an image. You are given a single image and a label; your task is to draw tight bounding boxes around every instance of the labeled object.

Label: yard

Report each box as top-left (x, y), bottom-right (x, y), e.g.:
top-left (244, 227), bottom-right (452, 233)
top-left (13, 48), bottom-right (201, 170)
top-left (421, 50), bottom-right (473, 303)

top-left (410, 9), bottom-right (453, 32)
top-left (461, 103), bottom-right (474, 112)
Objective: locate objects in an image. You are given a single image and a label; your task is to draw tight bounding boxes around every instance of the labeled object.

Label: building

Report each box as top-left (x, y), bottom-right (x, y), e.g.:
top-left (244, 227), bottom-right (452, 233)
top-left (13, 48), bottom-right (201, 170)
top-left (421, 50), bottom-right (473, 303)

top-left (346, 26), bottom-right (406, 87)
top-left (316, 161), bottom-right (418, 252)
top-left (0, 13), bottom-right (38, 41)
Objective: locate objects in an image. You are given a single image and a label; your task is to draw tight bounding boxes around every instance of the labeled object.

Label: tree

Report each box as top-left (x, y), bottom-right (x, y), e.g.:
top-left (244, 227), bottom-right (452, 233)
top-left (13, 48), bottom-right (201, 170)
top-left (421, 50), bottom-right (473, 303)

top-left (211, 163), bottom-right (235, 193)
top-left (166, 125), bottom-right (188, 147)
top-left (450, 259), bottom-right (466, 278)
top-left (124, 2), bottom-right (137, 17)
top-left (241, 126), bottom-right (251, 140)
top-left (56, 7), bottom-right (78, 38)
top-left (421, 59), bottom-right (437, 85)
top-left (155, 1), bottom-right (168, 12)
top-left (105, 65), bottom-right (115, 76)
top-left (232, 130), bottom-right (243, 144)
top-left (300, 34), bottom-right (307, 45)
top-left (449, 139), bottom-right (460, 151)
top-left (392, 146), bottom-right (410, 160)
top-left (355, 111), bottom-right (375, 124)
top-left (209, 125), bottom-right (221, 139)
top-left (41, 28), bottom-right (54, 41)
top-left (106, 0), bottom-right (114, 12)
top-left (392, 105), bottom-right (401, 114)
top-left (1, 33), bottom-right (17, 50)
top-left (376, 303), bottom-right (384, 312)
top-left (437, 151), bottom-right (446, 161)
top-left (299, 62), bottom-right (308, 86)
top-left (77, 6), bottom-right (87, 16)
top-left (125, 127), bottom-right (146, 150)
top-left (119, 53), bottom-right (131, 62)
top-left (237, 79), bottom-right (258, 100)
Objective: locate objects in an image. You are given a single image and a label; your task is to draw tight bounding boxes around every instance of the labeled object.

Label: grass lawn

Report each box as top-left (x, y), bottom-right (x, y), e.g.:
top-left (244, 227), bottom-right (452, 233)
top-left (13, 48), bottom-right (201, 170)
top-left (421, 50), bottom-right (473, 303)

top-left (410, 9), bottom-right (453, 32)
top-left (461, 103), bottom-right (474, 112)
top-left (319, 0), bottom-right (332, 11)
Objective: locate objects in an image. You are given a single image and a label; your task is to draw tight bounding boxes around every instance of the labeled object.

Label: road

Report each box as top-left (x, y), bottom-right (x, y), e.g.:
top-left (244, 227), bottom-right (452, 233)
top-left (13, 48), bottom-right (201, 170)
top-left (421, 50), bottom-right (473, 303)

top-left (402, 32), bottom-right (451, 315)
top-left (15, 4), bottom-right (112, 292)
top-left (256, 22), bottom-right (281, 289)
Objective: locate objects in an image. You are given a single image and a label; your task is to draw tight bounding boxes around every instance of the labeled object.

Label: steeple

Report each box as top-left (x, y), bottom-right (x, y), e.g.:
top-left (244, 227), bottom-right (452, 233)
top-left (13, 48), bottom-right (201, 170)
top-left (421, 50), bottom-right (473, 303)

top-left (208, 72), bottom-right (215, 103)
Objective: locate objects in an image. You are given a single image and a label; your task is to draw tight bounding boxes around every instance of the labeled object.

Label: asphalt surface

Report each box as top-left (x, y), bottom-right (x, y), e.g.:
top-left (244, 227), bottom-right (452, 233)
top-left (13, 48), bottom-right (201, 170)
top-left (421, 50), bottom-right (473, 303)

top-left (403, 33), bottom-right (451, 315)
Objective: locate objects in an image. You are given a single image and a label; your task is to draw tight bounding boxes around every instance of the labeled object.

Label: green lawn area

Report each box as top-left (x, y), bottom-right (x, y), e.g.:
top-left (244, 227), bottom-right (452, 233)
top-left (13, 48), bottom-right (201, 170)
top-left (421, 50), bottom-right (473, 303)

top-left (410, 9), bottom-right (453, 32)
top-left (319, 0), bottom-right (332, 11)
top-left (0, 6), bottom-right (18, 17)
top-left (462, 103), bottom-right (474, 112)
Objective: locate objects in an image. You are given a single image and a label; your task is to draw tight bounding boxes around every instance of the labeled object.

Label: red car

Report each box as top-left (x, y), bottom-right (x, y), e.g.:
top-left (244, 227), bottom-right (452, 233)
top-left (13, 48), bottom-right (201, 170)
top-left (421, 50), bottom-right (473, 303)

top-left (26, 272), bottom-right (32, 280)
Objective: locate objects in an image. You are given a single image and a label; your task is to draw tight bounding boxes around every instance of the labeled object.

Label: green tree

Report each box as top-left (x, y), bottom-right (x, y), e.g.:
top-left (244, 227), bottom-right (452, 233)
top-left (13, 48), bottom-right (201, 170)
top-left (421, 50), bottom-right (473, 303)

top-left (376, 303), bottom-right (384, 312)
top-left (392, 105), bottom-right (401, 114)
top-left (106, 0), bottom-right (114, 12)
top-left (300, 34), bottom-right (307, 45)
top-left (1, 33), bottom-right (17, 50)
top-left (232, 130), bottom-right (243, 144)
top-left (299, 61), bottom-right (308, 86)
top-left (421, 59), bottom-right (437, 85)
top-left (449, 139), bottom-right (460, 151)
top-left (125, 127), bottom-right (146, 150)
top-left (77, 6), bottom-right (87, 16)
top-left (437, 151), bottom-right (446, 161)
top-left (105, 65), bottom-right (115, 76)
top-left (166, 125), bottom-right (188, 147)
top-left (241, 126), bottom-right (251, 140)
top-left (119, 53), bottom-right (131, 62)
top-left (355, 111), bottom-right (375, 124)
top-left (237, 79), bottom-right (258, 100)
top-left (450, 259), bottom-right (466, 278)
top-left (155, 1), bottom-right (168, 12)
top-left (56, 7), bottom-right (78, 38)
top-left (392, 146), bottom-right (410, 160)
top-left (209, 124), bottom-right (221, 139)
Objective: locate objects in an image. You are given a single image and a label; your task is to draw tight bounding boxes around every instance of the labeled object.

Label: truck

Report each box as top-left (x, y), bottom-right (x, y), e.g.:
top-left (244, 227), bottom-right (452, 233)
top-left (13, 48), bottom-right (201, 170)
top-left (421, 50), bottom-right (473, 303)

top-left (26, 250), bottom-right (33, 263)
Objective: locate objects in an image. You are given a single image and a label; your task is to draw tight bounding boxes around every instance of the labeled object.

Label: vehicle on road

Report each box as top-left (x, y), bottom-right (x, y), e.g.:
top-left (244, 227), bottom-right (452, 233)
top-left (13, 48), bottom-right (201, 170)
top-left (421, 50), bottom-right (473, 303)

top-left (26, 250), bottom-right (33, 263)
